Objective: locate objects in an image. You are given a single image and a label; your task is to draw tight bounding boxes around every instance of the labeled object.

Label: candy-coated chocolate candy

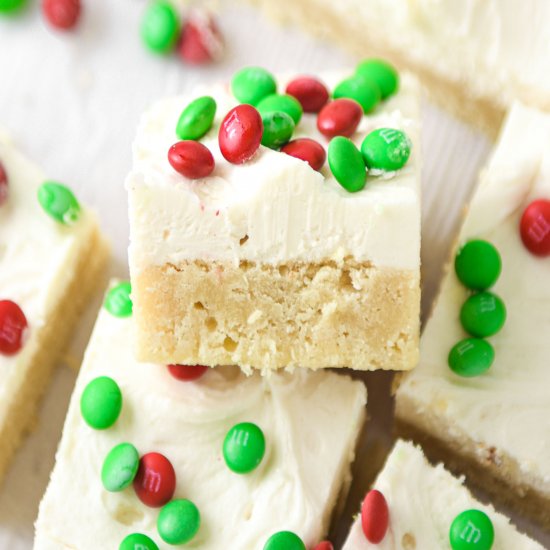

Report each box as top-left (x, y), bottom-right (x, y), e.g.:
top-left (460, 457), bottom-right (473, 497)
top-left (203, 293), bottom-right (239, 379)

top-left (37, 181), bottom-right (80, 225)
top-left (285, 76), bottom-right (329, 113)
top-left (448, 338), bottom-right (494, 377)
top-left (80, 376), bottom-right (122, 430)
top-left (219, 105), bottom-right (263, 164)
top-left (328, 137), bottom-right (366, 193)
top-left (140, 0), bottom-right (179, 54)
top-left (361, 489), bottom-right (389, 543)
top-left (168, 141), bottom-right (215, 179)
top-left (104, 281), bottom-right (133, 318)
top-left (0, 300), bottom-right (27, 355)
top-left (261, 111), bottom-right (295, 149)
top-left (256, 93), bottom-right (303, 125)
top-left (356, 59), bottom-right (399, 99)
top-left (454, 240), bottom-right (501, 290)
top-left (280, 138), bottom-right (326, 171)
top-left (102, 443), bottom-right (140, 492)
top-left (333, 75), bottom-right (380, 114)
top-left (176, 96), bottom-right (217, 141)
top-left (460, 292), bottom-right (506, 338)
top-left (450, 509), bottom-right (494, 550)
top-left (0, 159), bottom-right (7, 205)
top-left (120, 533), bottom-right (159, 550)
top-left (313, 542), bottom-right (334, 550)
top-left (0, 0), bottom-right (26, 13)
top-left (520, 199), bottom-right (550, 256)
top-left (168, 364), bottom-right (208, 381)
top-left (263, 531), bottom-right (306, 550)
top-left (317, 98), bottom-right (362, 139)
top-left (231, 67), bottom-right (277, 106)
top-left (178, 11), bottom-right (224, 65)
top-left (361, 128), bottom-right (411, 171)
top-left (133, 452), bottom-right (176, 507)
top-left (42, 0), bottom-right (81, 30)
top-left (223, 422), bottom-right (265, 474)
top-left (157, 499), bottom-right (200, 544)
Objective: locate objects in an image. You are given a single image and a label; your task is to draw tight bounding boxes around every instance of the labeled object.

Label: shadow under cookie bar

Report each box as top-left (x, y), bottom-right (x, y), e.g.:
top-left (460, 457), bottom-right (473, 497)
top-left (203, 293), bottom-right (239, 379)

top-left (132, 258), bottom-right (419, 371)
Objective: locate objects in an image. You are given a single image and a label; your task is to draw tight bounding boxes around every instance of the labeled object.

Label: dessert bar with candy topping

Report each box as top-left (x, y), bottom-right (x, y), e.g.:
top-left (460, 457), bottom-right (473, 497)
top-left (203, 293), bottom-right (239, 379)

top-left (250, 0), bottom-right (550, 138)
top-left (0, 135), bottom-right (108, 485)
top-left (342, 440), bottom-right (543, 549)
top-left (127, 63), bottom-right (421, 372)
top-left (395, 103), bottom-right (550, 529)
top-left (34, 281), bottom-right (367, 549)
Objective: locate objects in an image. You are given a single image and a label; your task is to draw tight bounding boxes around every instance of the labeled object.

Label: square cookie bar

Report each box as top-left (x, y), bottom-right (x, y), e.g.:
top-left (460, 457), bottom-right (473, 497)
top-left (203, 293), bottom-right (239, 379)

top-left (0, 135), bottom-right (107, 484)
top-left (34, 281), bottom-right (367, 549)
top-left (396, 103), bottom-right (550, 529)
top-left (128, 65), bottom-right (421, 371)
top-left (250, 0), bottom-right (550, 138)
top-left (342, 440), bottom-right (543, 549)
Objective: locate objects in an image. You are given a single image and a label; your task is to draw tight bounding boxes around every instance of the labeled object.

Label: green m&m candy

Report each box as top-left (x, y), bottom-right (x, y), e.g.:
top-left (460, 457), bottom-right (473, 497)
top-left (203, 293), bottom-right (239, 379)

top-left (460, 291), bottom-right (506, 338)
top-left (140, 0), bottom-right (179, 54)
top-left (361, 128), bottom-right (411, 171)
top-left (0, 0), bottom-right (26, 13)
top-left (261, 111), bottom-right (295, 149)
top-left (37, 181), bottom-right (80, 225)
top-left (176, 96), bottom-right (217, 141)
top-left (120, 533), bottom-right (159, 550)
top-left (328, 136), bottom-right (366, 193)
top-left (448, 338), bottom-right (494, 377)
top-left (355, 58), bottom-right (399, 99)
top-left (102, 443), bottom-right (139, 492)
top-left (80, 376), bottom-right (122, 429)
top-left (455, 240), bottom-right (502, 291)
top-left (231, 67), bottom-right (277, 106)
top-left (104, 281), bottom-right (133, 318)
top-left (450, 509), bottom-right (494, 550)
top-left (264, 531), bottom-right (306, 550)
top-left (157, 499), bottom-right (200, 545)
top-left (223, 422), bottom-right (266, 474)
top-left (256, 93), bottom-right (303, 125)
top-left (333, 75), bottom-right (380, 114)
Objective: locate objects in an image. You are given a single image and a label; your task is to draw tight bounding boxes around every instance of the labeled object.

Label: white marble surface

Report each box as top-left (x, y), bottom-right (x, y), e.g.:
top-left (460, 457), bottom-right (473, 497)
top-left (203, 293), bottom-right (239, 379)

top-left (0, 1), bottom-right (547, 548)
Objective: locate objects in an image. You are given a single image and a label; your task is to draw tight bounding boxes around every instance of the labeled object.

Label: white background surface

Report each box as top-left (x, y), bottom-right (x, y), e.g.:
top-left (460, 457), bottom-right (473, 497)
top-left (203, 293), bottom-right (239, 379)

top-left (0, 1), bottom-right (547, 548)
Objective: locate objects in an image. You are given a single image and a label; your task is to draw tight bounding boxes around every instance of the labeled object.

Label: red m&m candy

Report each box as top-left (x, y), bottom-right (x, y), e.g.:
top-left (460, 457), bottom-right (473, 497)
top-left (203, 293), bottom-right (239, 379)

top-left (361, 489), bottom-right (389, 544)
top-left (317, 99), bottom-right (362, 139)
top-left (178, 11), bottom-right (224, 65)
top-left (0, 159), bottom-right (7, 206)
top-left (133, 452), bottom-right (176, 508)
top-left (219, 105), bottom-right (263, 164)
top-left (285, 76), bottom-right (329, 113)
top-left (42, 0), bottom-right (81, 30)
top-left (168, 364), bottom-right (208, 381)
top-left (520, 199), bottom-right (550, 256)
top-left (280, 138), bottom-right (326, 171)
top-left (168, 141), bottom-right (215, 179)
top-left (313, 542), bottom-right (334, 550)
top-left (0, 300), bottom-right (28, 355)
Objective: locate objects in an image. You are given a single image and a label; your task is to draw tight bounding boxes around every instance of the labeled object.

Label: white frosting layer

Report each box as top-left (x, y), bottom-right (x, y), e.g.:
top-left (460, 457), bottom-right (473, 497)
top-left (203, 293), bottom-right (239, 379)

top-left (397, 104), bottom-right (550, 486)
top-left (127, 73), bottom-right (421, 272)
top-left (342, 441), bottom-right (543, 550)
top-left (303, 0), bottom-right (550, 110)
top-left (34, 301), bottom-right (367, 550)
top-left (0, 136), bottom-right (99, 430)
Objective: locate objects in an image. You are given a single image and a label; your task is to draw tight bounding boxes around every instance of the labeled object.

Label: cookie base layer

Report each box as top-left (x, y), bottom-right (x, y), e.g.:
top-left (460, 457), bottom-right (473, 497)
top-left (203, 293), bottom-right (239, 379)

top-left (395, 395), bottom-right (550, 532)
top-left (248, 0), bottom-right (547, 139)
top-left (133, 259), bottom-right (420, 371)
top-left (0, 226), bottom-right (108, 485)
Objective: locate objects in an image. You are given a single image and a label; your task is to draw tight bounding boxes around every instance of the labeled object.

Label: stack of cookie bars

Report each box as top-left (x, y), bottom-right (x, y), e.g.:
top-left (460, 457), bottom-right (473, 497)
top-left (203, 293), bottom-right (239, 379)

top-left (33, 59), bottom-right (549, 550)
